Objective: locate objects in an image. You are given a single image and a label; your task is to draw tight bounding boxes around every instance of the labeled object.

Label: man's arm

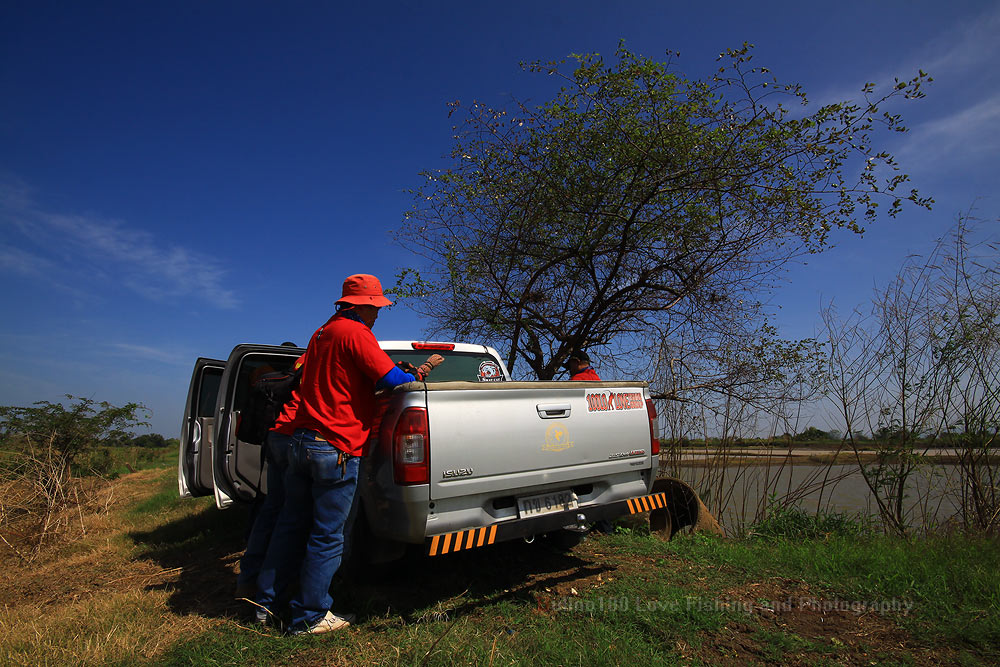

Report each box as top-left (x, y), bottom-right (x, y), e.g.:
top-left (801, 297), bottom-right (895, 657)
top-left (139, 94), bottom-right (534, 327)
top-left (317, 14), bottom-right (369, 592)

top-left (375, 366), bottom-right (416, 391)
top-left (375, 353), bottom-right (446, 390)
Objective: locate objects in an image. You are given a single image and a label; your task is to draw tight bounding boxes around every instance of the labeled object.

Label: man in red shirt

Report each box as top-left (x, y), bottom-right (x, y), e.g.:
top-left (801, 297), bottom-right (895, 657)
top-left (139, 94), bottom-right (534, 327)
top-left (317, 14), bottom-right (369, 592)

top-left (566, 350), bottom-right (602, 381)
top-left (254, 274), bottom-right (442, 635)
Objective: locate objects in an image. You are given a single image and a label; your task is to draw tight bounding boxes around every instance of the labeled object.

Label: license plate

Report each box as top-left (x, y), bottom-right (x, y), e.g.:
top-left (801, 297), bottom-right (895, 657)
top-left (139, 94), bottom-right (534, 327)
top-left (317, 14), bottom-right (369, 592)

top-left (517, 490), bottom-right (579, 518)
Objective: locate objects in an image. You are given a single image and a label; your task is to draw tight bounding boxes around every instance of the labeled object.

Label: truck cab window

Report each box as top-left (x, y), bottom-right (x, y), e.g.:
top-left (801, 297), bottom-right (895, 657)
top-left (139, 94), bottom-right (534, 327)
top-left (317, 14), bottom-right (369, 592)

top-left (385, 352), bottom-right (506, 382)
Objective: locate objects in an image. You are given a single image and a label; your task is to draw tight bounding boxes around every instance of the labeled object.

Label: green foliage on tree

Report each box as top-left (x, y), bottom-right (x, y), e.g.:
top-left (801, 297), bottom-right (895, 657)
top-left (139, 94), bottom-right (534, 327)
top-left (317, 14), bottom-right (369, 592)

top-left (792, 426), bottom-right (831, 442)
top-left (130, 432), bottom-right (169, 448)
top-left (396, 42), bottom-right (931, 402)
top-left (0, 396), bottom-right (149, 475)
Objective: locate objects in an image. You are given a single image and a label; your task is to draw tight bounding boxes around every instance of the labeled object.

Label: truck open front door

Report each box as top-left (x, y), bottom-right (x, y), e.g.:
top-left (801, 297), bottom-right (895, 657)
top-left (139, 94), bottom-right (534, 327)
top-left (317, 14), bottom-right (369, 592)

top-left (211, 344), bottom-right (305, 509)
top-left (178, 357), bottom-right (225, 498)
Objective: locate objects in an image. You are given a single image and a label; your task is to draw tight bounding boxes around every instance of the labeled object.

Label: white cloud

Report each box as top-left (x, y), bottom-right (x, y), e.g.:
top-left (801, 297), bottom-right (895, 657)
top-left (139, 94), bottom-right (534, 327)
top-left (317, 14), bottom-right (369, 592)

top-left (830, 4), bottom-right (1000, 102)
top-left (0, 178), bottom-right (35, 213)
top-left (0, 241), bottom-right (97, 303)
top-left (0, 184), bottom-right (238, 309)
top-left (886, 6), bottom-right (1000, 172)
top-left (108, 342), bottom-right (190, 366)
top-left (800, 5), bottom-right (1000, 173)
top-left (919, 4), bottom-right (1000, 77)
top-left (900, 93), bottom-right (1000, 166)
top-left (0, 243), bottom-right (52, 278)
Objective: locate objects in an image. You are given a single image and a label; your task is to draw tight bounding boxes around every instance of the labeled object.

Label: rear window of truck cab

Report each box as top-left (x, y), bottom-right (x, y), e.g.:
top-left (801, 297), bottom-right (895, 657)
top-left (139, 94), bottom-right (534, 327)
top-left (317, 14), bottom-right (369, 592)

top-left (384, 351), bottom-right (506, 383)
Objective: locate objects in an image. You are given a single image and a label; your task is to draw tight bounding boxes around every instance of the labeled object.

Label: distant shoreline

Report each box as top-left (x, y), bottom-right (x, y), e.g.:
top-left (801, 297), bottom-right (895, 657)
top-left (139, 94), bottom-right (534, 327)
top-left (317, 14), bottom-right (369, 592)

top-left (666, 447), bottom-right (999, 466)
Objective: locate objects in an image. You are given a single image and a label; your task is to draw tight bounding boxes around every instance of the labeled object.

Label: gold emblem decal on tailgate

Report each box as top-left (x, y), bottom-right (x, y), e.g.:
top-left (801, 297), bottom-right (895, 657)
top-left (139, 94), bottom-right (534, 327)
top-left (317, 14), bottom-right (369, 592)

top-left (541, 422), bottom-right (574, 452)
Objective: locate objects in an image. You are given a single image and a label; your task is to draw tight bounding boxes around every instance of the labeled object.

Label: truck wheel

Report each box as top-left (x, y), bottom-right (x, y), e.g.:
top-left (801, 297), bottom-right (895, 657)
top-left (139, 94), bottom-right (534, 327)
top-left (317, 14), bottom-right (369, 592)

top-left (648, 478), bottom-right (724, 539)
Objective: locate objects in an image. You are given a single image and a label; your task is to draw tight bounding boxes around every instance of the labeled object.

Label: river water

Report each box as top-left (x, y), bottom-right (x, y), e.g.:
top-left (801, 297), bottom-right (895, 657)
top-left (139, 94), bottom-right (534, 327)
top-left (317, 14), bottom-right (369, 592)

top-left (666, 461), bottom-right (969, 531)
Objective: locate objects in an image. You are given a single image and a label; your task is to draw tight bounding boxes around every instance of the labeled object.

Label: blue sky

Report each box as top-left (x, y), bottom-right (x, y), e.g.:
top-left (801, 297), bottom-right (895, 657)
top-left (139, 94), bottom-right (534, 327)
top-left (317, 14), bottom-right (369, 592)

top-left (1, 1), bottom-right (998, 436)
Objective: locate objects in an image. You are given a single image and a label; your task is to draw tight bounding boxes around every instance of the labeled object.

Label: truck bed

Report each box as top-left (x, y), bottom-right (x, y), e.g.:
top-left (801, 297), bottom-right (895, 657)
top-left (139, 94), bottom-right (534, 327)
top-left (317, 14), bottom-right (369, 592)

top-left (363, 379), bottom-right (656, 546)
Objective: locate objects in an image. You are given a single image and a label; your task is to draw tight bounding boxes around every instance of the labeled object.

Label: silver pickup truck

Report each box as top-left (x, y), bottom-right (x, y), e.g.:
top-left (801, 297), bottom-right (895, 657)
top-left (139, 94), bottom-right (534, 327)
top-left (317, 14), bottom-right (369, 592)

top-left (178, 341), bottom-right (665, 561)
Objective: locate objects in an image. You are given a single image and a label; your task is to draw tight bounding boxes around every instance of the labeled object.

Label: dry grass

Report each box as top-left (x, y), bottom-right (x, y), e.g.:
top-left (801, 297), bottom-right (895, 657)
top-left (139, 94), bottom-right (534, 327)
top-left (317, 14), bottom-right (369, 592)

top-left (0, 474), bottom-right (109, 562)
top-left (1, 590), bottom-right (216, 666)
top-left (0, 468), bottom-right (225, 665)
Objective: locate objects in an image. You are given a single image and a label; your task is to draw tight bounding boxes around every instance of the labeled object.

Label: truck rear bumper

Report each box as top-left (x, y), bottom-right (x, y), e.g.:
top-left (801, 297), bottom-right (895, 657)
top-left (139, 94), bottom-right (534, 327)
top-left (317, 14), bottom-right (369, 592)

top-left (426, 489), bottom-right (670, 556)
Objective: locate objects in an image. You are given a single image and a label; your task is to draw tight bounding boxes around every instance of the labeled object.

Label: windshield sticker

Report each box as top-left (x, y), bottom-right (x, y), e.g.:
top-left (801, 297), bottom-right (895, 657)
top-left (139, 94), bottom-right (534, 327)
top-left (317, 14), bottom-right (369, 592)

top-left (586, 390), bottom-right (644, 413)
top-left (478, 360), bottom-right (504, 382)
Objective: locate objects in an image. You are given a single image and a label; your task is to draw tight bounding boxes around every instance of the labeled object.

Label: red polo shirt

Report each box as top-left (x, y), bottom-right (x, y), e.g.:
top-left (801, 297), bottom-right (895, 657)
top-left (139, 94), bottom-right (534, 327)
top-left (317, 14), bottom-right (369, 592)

top-left (291, 314), bottom-right (396, 456)
top-left (570, 366), bottom-right (602, 381)
top-left (271, 355), bottom-right (305, 436)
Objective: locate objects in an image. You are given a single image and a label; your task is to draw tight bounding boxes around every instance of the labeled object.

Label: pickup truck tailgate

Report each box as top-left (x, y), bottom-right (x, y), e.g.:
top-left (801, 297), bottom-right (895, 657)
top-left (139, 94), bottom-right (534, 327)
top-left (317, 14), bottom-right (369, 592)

top-left (424, 381), bottom-right (652, 500)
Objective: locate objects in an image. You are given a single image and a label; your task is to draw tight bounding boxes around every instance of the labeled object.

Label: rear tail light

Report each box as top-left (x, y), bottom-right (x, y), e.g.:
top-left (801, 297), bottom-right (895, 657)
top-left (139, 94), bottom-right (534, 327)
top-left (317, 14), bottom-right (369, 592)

top-left (645, 398), bottom-right (660, 456)
top-left (411, 342), bottom-right (455, 351)
top-left (393, 407), bottom-right (430, 485)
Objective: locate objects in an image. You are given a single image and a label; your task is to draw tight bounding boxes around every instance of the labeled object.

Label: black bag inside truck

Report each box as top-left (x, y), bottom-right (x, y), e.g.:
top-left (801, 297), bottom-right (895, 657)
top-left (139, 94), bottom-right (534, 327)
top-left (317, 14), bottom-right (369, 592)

top-left (236, 366), bottom-right (301, 446)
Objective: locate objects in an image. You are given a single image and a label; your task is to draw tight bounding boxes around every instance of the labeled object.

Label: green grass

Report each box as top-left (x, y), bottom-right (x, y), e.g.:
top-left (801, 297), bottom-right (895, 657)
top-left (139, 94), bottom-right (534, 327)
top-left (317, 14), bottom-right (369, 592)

top-left (153, 625), bottom-right (300, 667)
top-left (12, 460), bottom-right (994, 666)
top-left (73, 444), bottom-right (177, 479)
top-left (155, 594), bottom-right (722, 667)
top-left (126, 471), bottom-right (250, 561)
top-left (129, 519), bottom-right (1000, 664)
top-left (659, 531), bottom-right (1000, 650)
top-left (126, 473), bottom-right (190, 518)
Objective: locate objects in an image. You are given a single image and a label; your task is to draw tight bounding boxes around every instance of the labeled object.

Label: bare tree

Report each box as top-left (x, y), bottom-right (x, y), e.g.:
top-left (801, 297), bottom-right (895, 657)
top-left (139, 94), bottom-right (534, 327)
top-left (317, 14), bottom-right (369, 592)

top-left (822, 214), bottom-right (999, 533)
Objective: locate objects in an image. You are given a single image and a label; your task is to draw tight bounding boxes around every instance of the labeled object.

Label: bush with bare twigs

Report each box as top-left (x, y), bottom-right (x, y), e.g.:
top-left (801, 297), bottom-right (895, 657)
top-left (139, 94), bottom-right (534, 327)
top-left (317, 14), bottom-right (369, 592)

top-left (0, 396), bottom-right (148, 561)
top-left (822, 215), bottom-right (1000, 534)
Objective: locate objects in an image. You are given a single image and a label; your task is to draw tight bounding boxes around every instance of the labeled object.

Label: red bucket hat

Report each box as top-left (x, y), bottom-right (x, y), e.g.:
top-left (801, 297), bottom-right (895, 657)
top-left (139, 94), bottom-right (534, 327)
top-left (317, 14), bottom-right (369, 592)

top-left (336, 274), bottom-right (393, 307)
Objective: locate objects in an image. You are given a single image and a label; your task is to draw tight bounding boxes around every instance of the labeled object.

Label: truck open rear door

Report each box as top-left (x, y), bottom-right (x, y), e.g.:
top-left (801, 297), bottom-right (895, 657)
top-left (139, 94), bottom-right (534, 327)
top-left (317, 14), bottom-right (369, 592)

top-left (212, 344), bottom-right (304, 509)
top-left (178, 357), bottom-right (225, 498)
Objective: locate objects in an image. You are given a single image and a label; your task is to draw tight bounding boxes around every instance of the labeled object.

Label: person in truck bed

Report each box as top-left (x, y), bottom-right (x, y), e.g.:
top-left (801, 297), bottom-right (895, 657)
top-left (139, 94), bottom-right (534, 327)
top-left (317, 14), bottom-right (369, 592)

top-left (566, 349), bottom-right (602, 381)
top-left (254, 274), bottom-right (442, 636)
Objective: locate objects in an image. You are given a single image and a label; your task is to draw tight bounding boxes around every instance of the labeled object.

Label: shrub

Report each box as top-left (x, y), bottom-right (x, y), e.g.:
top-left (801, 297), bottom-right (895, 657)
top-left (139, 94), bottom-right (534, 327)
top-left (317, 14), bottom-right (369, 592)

top-left (0, 396), bottom-right (149, 559)
top-left (748, 500), bottom-right (873, 540)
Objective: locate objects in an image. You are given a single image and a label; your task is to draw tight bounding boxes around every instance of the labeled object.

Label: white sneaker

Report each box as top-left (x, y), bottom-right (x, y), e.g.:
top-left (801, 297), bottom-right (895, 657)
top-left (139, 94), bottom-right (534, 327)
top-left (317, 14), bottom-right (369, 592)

top-left (303, 610), bottom-right (355, 635)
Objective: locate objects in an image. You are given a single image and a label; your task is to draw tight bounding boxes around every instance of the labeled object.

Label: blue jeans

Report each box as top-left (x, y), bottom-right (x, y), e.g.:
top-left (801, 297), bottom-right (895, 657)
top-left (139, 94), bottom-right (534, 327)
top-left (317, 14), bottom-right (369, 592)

top-left (256, 429), bottom-right (361, 630)
top-left (237, 430), bottom-right (294, 588)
